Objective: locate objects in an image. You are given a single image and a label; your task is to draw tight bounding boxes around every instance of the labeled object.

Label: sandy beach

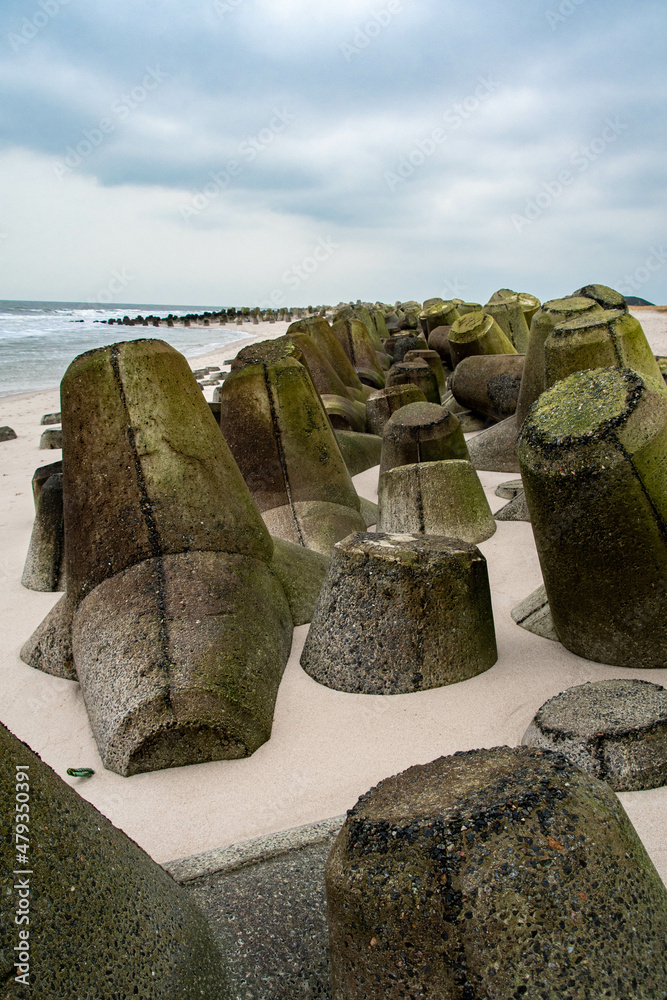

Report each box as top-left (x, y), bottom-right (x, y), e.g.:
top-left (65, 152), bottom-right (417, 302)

top-left (2, 312), bottom-right (667, 881)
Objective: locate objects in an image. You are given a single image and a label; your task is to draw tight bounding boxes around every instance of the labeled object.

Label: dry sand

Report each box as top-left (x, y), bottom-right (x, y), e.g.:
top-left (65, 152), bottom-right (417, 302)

top-left (1, 313), bottom-right (667, 879)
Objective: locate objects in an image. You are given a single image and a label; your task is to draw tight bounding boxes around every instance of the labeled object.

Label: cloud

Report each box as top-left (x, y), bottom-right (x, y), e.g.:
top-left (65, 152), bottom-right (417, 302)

top-left (0, 0), bottom-right (665, 303)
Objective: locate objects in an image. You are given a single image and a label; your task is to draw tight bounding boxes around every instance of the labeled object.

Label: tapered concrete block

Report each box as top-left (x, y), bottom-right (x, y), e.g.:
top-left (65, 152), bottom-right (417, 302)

top-left (518, 365), bottom-right (667, 667)
top-left (487, 288), bottom-right (541, 326)
top-left (334, 429), bottom-right (382, 476)
top-left (333, 304), bottom-right (384, 352)
top-left (332, 317), bottom-right (385, 385)
top-left (427, 324), bottom-right (453, 366)
top-left (572, 282), bottom-right (628, 312)
top-left (326, 745), bottom-right (667, 1000)
top-left (450, 353), bottom-right (524, 422)
top-left (218, 358), bottom-right (361, 515)
top-left (287, 317), bottom-right (366, 397)
top-left (377, 459), bottom-right (496, 542)
top-left (366, 384), bottom-right (428, 436)
top-left (391, 334), bottom-right (429, 364)
top-left (0, 723), bottom-right (228, 999)
top-left (63, 339), bottom-right (272, 605)
top-left (21, 474), bottom-right (65, 592)
top-left (31, 459), bottom-right (62, 509)
top-left (419, 300), bottom-right (461, 336)
top-left (261, 500), bottom-right (366, 557)
top-left (19, 593), bottom-right (76, 680)
top-left (403, 348), bottom-right (448, 394)
top-left (385, 359), bottom-right (440, 404)
top-left (321, 394), bottom-right (367, 432)
top-left (544, 308), bottom-right (663, 391)
top-left (448, 310), bottom-right (517, 367)
top-left (380, 402), bottom-right (469, 474)
top-left (466, 413), bottom-right (520, 473)
top-left (515, 295), bottom-right (603, 426)
top-left (73, 550), bottom-right (293, 776)
top-left (484, 299), bottom-right (530, 352)
top-left (269, 537), bottom-right (329, 626)
top-left (39, 428), bottom-right (62, 449)
top-left (301, 532), bottom-right (497, 694)
top-left (523, 679), bottom-right (667, 791)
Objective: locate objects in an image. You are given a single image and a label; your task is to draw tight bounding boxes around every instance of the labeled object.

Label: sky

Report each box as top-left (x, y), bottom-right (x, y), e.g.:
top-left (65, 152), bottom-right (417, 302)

top-left (0, 0), bottom-right (665, 308)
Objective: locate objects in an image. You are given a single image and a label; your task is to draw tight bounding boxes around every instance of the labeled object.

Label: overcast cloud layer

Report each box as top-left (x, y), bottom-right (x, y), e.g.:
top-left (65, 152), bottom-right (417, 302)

top-left (0, 0), bottom-right (665, 307)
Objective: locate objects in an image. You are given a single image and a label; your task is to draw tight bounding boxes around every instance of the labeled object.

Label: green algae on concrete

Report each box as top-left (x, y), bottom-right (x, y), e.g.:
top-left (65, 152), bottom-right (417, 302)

top-left (515, 295), bottom-right (604, 427)
top-left (325, 745), bottom-right (667, 1000)
top-left (301, 532), bottom-right (497, 694)
top-left (385, 359), bottom-right (440, 404)
top-left (219, 357), bottom-right (361, 516)
top-left (377, 459), bottom-right (496, 543)
top-left (484, 298), bottom-right (530, 352)
top-left (332, 317), bottom-right (386, 386)
top-left (403, 348), bottom-right (448, 395)
top-left (73, 549), bottom-right (293, 775)
top-left (62, 339), bottom-right (273, 605)
top-left (321, 394), bottom-right (367, 433)
top-left (287, 317), bottom-right (366, 397)
top-left (518, 366), bottom-right (667, 667)
top-left (366, 384), bottom-right (428, 436)
top-left (334, 429), bottom-right (382, 476)
top-left (418, 300), bottom-right (461, 336)
top-left (572, 282), bottom-right (628, 312)
top-left (380, 401), bottom-right (469, 474)
top-left (448, 310), bottom-right (517, 366)
top-left (269, 537), bottom-right (330, 626)
top-left (0, 722), bottom-right (228, 999)
top-left (261, 500), bottom-right (366, 557)
top-left (544, 308), bottom-right (664, 391)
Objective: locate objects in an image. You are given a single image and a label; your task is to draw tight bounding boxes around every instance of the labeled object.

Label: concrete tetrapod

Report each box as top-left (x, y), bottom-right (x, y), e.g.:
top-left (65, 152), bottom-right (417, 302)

top-left (385, 359), bottom-right (440, 404)
top-left (544, 308), bottom-right (664, 391)
top-left (49, 339), bottom-right (294, 775)
top-left (219, 356), bottom-right (366, 555)
top-left (325, 745), bottom-right (667, 1000)
top-left (403, 348), bottom-right (448, 395)
top-left (483, 298), bottom-right (530, 353)
top-left (331, 317), bottom-right (386, 386)
top-left (518, 366), bottom-right (667, 667)
top-left (514, 295), bottom-right (604, 427)
top-left (418, 300), bottom-right (461, 336)
top-left (20, 473), bottom-right (65, 592)
top-left (427, 325), bottom-right (453, 366)
top-left (572, 282), bottom-right (629, 312)
top-left (0, 722), bottom-right (228, 999)
top-left (450, 353), bottom-right (524, 422)
top-left (377, 459), bottom-right (496, 543)
top-left (300, 532), bottom-right (497, 694)
top-left (523, 679), bottom-right (667, 791)
top-left (287, 317), bottom-right (367, 399)
top-left (448, 310), bottom-right (517, 367)
top-left (380, 402), bottom-right (469, 475)
top-left (366, 384), bottom-right (428, 436)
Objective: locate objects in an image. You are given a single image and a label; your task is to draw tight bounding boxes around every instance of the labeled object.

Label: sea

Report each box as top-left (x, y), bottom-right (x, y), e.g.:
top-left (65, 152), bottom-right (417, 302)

top-left (0, 300), bottom-right (245, 397)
